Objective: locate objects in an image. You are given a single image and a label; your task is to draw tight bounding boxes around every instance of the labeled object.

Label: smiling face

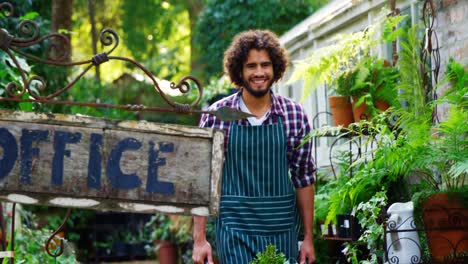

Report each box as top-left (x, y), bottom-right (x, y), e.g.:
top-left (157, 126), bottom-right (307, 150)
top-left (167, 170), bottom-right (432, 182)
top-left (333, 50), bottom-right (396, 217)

top-left (241, 49), bottom-right (274, 98)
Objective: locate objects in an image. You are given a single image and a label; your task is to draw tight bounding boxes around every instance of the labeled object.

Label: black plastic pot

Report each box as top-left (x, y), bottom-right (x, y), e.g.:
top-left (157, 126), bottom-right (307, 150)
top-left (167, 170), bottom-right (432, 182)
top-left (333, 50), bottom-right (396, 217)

top-left (337, 214), bottom-right (361, 240)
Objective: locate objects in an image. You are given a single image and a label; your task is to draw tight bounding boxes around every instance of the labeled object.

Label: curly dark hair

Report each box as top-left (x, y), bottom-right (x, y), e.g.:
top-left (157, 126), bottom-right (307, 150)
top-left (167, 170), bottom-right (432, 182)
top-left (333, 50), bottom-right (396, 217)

top-left (223, 29), bottom-right (288, 87)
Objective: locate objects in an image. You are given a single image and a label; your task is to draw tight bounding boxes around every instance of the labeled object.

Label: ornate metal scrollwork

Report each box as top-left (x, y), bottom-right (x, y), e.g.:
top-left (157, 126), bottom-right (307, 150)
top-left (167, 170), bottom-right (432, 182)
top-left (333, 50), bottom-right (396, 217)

top-left (421, 0), bottom-right (441, 123)
top-left (0, 4), bottom-right (253, 121)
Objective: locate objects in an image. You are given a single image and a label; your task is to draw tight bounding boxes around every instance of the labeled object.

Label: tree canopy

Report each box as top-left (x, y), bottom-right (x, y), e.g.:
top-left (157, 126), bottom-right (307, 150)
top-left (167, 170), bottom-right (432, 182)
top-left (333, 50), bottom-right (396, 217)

top-left (193, 0), bottom-right (329, 82)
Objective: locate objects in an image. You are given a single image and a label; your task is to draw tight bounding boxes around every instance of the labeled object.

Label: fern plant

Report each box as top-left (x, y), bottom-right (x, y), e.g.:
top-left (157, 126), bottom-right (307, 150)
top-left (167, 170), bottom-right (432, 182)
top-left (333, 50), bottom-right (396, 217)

top-left (347, 57), bottom-right (400, 115)
top-left (288, 12), bottom-right (406, 101)
top-left (392, 24), bottom-right (467, 191)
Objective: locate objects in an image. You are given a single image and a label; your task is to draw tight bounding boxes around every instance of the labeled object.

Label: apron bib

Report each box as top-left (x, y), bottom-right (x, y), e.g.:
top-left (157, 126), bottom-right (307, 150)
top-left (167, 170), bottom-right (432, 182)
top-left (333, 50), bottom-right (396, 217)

top-left (216, 118), bottom-right (299, 263)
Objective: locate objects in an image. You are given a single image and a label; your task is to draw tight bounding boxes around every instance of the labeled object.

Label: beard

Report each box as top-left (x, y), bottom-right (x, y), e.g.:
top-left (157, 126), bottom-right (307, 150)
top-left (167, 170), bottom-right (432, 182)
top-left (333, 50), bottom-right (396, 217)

top-left (241, 79), bottom-right (272, 98)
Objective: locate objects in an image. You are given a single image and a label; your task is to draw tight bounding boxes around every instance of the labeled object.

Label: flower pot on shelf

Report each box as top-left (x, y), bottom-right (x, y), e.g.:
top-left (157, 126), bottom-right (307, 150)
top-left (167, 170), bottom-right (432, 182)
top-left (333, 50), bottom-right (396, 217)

top-left (337, 214), bottom-right (361, 240)
top-left (351, 98), bottom-right (390, 122)
top-left (351, 98), bottom-right (368, 122)
top-left (421, 193), bottom-right (468, 263)
top-left (329, 96), bottom-right (354, 127)
top-left (375, 99), bottom-right (390, 112)
top-left (155, 240), bottom-right (178, 264)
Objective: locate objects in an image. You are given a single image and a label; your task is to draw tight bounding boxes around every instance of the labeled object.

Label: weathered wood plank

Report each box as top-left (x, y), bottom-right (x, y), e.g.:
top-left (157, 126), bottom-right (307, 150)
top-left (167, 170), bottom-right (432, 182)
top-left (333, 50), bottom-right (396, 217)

top-left (0, 110), bottom-right (224, 216)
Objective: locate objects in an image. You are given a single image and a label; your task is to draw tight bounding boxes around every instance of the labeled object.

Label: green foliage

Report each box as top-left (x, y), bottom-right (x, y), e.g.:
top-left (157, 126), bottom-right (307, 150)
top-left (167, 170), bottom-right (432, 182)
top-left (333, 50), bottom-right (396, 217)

top-left (199, 77), bottom-right (233, 106)
top-left (11, 228), bottom-right (77, 264)
top-left (0, 3), bottom-right (50, 111)
top-left (444, 57), bottom-right (468, 107)
top-left (393, 24), bottom-right (427, 121)
top-left (313, 171), bottom-right (334, 223)
top-left (313, 121), bottom-right (399, 225)
top-left (423, 106), bottom-right (468, 189)
top-left (343, 191), bottom-right (387, 264)
top-left (193, 0), bottom-right (328, 82)
top-left (392, 25), bottom-right (467, 191)
top-left (249, 244), bottom-right (286, 264)
top-left (143, 213), bottom-right (193, 263)
top-left (52, 77), bottom-right (136, 120)
top-left (288, 13), bottom-right (406, 100)
top-left (322, 51), bottom-right (467, 229)
top-left (346, 57), bottom-right (400, 114)
top-left (121, 0), bottom-right (191, 81)
top-left (0, 2), bottom-right (72, 113)
top-left (145, 213), bottom-right (191, 246)
top-left (72, 0), bottom-right (191, 83)
top-left (0, 51), bottom-right (33, 110)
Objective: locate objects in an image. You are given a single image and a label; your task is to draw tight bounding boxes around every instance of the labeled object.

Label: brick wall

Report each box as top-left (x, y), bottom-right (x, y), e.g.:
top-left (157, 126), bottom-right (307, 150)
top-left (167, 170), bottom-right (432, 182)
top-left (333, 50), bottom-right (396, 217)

top-left (434, 0), bottom-right (468, 120)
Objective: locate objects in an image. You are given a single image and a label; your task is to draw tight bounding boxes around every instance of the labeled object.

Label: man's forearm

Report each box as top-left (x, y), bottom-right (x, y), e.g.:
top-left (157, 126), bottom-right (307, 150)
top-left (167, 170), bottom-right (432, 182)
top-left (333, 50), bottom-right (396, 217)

top-left (193, 216), bottom-right (208, 242)
top-left (297, 184), bottom-right (315, 240)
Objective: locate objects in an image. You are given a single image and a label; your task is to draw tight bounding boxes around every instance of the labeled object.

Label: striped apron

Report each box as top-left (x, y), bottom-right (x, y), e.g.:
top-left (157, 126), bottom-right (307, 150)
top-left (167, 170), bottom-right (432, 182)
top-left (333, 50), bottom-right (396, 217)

top-left (216, 117), bottom-right (299, 263)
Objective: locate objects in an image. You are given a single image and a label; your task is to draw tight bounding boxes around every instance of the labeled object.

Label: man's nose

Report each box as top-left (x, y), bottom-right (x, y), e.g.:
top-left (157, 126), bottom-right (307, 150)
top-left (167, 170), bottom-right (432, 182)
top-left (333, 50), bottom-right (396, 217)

top-left (253, 66), bottom-right (265, 76)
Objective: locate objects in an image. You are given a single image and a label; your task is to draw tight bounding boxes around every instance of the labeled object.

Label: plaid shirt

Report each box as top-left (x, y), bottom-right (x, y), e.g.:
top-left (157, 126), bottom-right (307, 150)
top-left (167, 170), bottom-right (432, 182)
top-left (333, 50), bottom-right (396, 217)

top-left (200, 90), bottom-right (316, 188)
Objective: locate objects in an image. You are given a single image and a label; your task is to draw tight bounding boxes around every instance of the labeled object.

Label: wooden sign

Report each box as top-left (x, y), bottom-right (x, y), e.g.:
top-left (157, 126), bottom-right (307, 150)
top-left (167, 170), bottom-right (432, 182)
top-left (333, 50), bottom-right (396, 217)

top-left (0, 110), bottom-right (224, 216)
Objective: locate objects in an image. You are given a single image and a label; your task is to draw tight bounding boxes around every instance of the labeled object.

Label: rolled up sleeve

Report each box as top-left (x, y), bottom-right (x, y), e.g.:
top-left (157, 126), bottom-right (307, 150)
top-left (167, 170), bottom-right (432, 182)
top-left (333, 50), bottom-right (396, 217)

top-left (288, 111), bottom-right (316, 188)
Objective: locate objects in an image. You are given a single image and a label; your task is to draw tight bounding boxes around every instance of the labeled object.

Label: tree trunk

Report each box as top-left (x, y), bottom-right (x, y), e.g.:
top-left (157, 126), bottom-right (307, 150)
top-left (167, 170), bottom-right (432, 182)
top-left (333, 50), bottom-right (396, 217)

top-left (51, 0), bottom-right (73, 62)
top-left (185, 0), bottom-right (204, 77)
top-left (88, 0), bottom-right (100, 83)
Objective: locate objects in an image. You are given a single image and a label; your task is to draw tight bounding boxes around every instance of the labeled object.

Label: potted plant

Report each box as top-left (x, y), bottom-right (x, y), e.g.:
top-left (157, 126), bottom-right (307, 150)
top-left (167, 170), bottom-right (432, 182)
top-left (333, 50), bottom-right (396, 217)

top-left (346, 57), bottom-right (399, 122)
top-left (145, 213), bottom-right (178, 264)
top-left (288, 14), bottom-right (405, 127)
top-left (389, 24), bottom-right (467, 262)
top-left (408, 59), bottom-right (468, 262)
top-left (329, 71), bottom-right (355, 127)
top-left (145, 213), bottom-right (192, 264)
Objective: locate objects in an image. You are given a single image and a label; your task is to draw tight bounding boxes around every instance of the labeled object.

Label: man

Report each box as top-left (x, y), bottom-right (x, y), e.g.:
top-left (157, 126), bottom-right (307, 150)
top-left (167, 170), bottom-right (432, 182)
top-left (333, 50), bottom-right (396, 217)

top-left (193, 30), bottom-right (316, 264)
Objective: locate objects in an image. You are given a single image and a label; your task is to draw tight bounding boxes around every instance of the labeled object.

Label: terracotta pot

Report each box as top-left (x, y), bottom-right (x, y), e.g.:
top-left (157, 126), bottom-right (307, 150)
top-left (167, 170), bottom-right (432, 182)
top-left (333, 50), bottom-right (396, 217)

top-left (351, 98), bottom-right (368, 122)
top-left (352, 98), bottom-right (390, 122)
top-left (156, 240), bottom-right (178, 264)
top-left (421, 193), bottom-right (468, 262)
top-left (328, 96), bottom-right (354, 127)
top-left (375, 99), bottom-right (389, 112)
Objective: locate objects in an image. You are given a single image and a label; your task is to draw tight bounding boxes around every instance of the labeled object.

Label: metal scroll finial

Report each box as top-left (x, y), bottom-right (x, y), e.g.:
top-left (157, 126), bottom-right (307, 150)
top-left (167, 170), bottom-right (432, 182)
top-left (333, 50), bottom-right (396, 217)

top-left (45, 209), bottom-right (72, 258)
top-left (0, 2), bottom-right (13, 17)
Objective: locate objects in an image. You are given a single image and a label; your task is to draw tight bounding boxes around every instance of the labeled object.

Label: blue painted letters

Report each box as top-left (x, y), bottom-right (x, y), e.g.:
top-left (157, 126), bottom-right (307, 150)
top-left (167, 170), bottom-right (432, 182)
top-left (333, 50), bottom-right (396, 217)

top-left (87, 133), bottom-right (103, 189)
top-left (20, 129), bottom-right (49, 184)
top-left (0, 128), bottom-right (18, 179)
top-left (106, 137), bottom-right (143, 189)
top-left (1, 126), bottom-right (176, 195)
top-left (52, 131), bottom-right (82, 185)
top-left (146, 141), bottom-right (175, 195)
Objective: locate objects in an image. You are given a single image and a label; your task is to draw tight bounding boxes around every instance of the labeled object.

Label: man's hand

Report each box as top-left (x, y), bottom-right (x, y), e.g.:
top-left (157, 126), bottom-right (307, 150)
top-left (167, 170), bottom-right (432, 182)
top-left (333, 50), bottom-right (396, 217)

top-left (192, 239), bottom-right (213, 264)
top-left (299, 237), bottom-right (316, 264)
top-left (193, 216), bottom-right (213, 264)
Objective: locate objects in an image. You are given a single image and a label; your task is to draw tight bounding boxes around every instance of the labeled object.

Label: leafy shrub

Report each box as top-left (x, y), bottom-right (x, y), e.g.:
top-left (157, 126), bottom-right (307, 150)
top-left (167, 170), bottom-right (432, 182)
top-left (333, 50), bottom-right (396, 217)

top-left (249, 244), bottom-right (286, 264)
